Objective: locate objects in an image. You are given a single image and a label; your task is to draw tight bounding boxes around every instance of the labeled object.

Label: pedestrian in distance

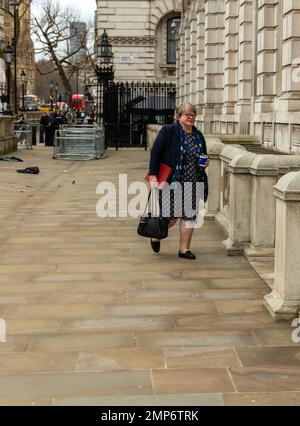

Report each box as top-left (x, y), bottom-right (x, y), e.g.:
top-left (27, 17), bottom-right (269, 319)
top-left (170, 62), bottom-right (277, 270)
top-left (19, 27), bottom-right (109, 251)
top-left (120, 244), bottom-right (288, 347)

top-left (40, 113), bottom-right (50, 144)
top-left (15, 113), bottom-right (28, 144)
top-left (147, 102), bottom-right (209, 260)
top-left (15, 113), bottom-right (26, 125)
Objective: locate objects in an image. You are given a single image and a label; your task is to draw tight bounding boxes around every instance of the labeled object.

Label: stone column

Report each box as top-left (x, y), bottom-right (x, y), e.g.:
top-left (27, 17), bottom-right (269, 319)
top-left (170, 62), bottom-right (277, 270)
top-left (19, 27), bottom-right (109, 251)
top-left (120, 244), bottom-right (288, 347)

top-left (276, 1), bottom-right (300, 112)
top-left (0, 116), bottom-right (17, 155)
top-left (222, 0), bottom-right (239, 115)
top-left (223, 151), bottom-right (256, 255)
top-left (254, 0), bottom-right (279, 113)
top-left (234, 0), bottom-right (253, 134)
top-left (205, 137), bottom-right (225, 217)
top-left (244, 156), bottom-right (282, 259)
top-left (184, 19), bottom-right (191, 100)
top-left (196, 2), bottom-right (205, 113)
top-left (264, 172), bottom-right (300, 320)
top-left (177, 27), bottom-right (186, 104)
top-left (203, 0), bottom-right (225, 133)
top-left (190, 5), bottom-right (198, 105)
top-left (176, 30), bottom-right (181, 103)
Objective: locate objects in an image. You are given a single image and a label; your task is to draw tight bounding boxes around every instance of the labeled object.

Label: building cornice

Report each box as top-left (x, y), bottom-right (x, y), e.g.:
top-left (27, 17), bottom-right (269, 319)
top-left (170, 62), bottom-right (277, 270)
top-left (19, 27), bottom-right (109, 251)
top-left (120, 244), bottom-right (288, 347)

top-left (110, 36), bottom-right (156, 46)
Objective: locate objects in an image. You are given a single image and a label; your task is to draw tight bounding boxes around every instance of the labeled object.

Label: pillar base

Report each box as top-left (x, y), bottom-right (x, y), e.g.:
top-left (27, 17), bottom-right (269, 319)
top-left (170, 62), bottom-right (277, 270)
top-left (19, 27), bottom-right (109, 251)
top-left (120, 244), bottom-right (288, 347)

top-left (264, 291), bottom-right (300, 321)
top-left (223, 237), bottom-right (246, 256)
top-left (234, 102), bottom-right (251, 134)
top-left (202, 104), bottom-right (215, 134)
top-left (244, 243), bottom-right (275, 261)
top-left (254, 96), bottom-right (274, 113)
top-left (215, 212), bottom-right (229, 234)
top-left (204, 211), bottom-right (218, 219)
top-left (275, 93), bottom-right (300, 112)
top-left (222, 102), bottom-right (236, 115)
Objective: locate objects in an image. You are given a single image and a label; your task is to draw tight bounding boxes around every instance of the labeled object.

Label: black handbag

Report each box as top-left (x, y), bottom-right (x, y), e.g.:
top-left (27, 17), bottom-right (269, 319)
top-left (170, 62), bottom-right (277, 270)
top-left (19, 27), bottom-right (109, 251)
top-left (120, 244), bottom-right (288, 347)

top-left (137, 189), bottom-right (169, 240)
top-left (137, 214), bottom-right (169, 239)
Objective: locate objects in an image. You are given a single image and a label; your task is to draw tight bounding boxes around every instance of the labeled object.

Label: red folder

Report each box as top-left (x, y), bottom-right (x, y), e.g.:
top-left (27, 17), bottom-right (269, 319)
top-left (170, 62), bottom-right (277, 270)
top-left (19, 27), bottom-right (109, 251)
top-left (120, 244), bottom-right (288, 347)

top-left (145, 163), bottom-right (172, 189)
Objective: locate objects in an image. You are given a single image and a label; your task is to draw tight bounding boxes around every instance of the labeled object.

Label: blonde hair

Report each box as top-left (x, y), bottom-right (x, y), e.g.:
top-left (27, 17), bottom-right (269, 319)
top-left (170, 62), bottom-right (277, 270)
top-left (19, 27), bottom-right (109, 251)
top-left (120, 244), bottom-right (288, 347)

top-left (176, 102), bottom-right (197, 119)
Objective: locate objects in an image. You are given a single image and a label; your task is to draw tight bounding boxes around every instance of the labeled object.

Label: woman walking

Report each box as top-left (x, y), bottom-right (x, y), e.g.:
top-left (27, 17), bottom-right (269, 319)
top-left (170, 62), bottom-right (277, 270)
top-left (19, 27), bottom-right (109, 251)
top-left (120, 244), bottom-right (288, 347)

top-left (148, 102), bottom-right (209, 259)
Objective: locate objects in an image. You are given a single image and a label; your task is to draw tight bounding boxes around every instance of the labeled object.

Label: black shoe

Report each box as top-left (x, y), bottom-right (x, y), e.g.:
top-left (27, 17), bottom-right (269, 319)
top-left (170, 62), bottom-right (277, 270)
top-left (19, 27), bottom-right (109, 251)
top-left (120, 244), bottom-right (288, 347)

top-left (178, 250), bottom-right (196, 260)
top-left (151, 239), bottom-right (160, 253)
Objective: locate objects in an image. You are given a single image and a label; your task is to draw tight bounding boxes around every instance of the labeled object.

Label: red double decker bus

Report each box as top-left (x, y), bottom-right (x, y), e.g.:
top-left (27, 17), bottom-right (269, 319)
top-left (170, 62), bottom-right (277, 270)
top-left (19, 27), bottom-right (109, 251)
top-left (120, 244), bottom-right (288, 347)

top-left (72, 94), bottom-right (85, 111)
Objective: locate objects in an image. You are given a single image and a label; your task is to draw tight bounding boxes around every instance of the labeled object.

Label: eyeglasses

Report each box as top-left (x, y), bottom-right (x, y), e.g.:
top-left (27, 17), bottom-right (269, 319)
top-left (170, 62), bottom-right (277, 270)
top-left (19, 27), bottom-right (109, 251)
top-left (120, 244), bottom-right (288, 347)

top-left (183, 113), bottom-right (196, 118)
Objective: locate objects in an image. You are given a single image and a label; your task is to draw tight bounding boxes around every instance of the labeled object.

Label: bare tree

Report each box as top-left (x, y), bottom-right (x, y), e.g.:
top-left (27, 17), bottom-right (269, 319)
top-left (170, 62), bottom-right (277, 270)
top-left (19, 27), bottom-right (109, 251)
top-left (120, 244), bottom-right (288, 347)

top-left (31, 0), bottom-right (94, 100)
top-left (36, 58), bottom-right (89, 101)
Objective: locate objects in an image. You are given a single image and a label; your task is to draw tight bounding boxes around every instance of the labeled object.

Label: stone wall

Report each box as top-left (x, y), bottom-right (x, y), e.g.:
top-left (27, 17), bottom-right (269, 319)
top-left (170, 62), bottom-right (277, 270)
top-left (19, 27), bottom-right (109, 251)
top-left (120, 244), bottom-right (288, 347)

top-left (0, 116), bottom-right (17, 155)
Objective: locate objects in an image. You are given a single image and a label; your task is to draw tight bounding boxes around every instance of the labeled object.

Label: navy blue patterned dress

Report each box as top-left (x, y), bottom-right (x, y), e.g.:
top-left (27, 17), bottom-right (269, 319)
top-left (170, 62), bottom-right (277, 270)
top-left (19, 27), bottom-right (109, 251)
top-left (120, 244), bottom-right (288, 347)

top-left (160, 130), bottom-right (204, 221)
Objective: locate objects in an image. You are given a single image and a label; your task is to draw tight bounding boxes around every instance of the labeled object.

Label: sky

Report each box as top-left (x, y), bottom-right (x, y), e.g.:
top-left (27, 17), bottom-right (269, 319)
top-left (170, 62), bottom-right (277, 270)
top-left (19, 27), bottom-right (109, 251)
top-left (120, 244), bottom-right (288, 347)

top-left (32, 0), bottom-right (96, 20)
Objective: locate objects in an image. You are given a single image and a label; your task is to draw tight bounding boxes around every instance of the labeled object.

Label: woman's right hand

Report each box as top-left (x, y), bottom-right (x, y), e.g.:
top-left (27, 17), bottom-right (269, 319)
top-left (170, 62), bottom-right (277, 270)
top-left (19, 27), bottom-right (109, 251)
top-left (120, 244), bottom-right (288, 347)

top-left (149, 175), bottom-right (158, 187)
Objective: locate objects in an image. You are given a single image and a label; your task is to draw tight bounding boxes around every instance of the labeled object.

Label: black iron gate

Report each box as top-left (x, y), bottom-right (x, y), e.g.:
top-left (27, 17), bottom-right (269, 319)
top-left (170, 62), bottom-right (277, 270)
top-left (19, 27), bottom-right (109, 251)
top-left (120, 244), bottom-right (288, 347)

top-left (98, 81), bottom-right (176, 149)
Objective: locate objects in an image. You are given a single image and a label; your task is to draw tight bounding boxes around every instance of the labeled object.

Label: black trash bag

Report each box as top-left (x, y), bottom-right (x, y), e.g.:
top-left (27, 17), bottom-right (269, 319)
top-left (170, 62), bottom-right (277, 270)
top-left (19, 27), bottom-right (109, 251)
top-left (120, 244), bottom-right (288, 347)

top-left (0, 156), bottom-right (24, 162)
top-left (16, 167), bottom-right (40, 175)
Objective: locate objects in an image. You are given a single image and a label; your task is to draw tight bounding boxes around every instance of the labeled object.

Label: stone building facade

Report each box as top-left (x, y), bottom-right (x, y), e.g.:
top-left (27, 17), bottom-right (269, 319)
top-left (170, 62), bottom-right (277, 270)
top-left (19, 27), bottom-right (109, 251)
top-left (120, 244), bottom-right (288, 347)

top-left (17, 0), bottom-right (36, 95)
top-left (97, 0), bottom-right (300, 154)
top-left (177, 0), bottom-right (300, 154)
top-left (96, 0), bottom-right (181, 81)
top-left (1, 0), bottom-right (36, 100)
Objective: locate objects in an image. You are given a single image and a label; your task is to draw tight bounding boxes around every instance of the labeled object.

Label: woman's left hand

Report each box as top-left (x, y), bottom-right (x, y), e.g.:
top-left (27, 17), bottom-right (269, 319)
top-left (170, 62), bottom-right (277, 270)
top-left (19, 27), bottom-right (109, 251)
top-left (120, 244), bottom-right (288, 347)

top-left (204, 159), bottom-right (209, 169)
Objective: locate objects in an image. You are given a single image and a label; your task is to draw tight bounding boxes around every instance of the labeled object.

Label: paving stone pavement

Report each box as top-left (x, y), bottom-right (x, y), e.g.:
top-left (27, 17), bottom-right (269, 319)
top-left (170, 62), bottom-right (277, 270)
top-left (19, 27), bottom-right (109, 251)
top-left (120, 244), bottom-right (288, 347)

top-left (0, 146), bottom-right (300, 406)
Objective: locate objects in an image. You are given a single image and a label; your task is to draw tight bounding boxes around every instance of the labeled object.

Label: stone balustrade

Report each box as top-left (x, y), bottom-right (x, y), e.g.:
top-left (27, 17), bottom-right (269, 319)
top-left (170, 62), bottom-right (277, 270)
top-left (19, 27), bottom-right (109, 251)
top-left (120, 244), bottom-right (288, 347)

top-left (220, 148), bottom-right (256, 256)
top-left (147, 125), bottom-right (162, 151)
top-left (264, 172), bottom-right (300, 320)
top-left (0, 112), bottom-right (43, 155)
top-left (147, 124), bottom-right (300, 320)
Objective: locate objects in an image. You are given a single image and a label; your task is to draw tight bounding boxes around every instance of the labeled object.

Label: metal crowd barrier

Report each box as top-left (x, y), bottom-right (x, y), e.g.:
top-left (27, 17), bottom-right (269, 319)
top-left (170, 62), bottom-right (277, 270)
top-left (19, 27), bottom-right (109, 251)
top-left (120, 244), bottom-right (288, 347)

top-left (14, 124), bottom-right (32, 149)
top-left (53, 125), bottom-right (105, 160)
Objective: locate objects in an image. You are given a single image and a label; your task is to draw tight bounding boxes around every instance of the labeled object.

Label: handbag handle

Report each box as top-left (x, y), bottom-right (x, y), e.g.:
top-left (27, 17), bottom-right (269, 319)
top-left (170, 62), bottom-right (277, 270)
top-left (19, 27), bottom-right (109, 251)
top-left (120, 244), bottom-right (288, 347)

top-left (142, 188), bottom-right (160, 217)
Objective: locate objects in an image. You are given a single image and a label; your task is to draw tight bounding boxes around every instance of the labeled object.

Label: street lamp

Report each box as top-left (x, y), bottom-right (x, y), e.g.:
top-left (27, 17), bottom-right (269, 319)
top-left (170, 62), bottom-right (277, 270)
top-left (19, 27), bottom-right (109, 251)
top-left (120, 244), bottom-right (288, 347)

top-left (97, 29), bottom-right (113, 65)
top-left (50, 80), bottom-right (54, 111)
top-left (20, 70), bottom-right (27, 111)
top-left (9, 0), bottom-right (19, 114)
top-left (95, 29), bottom-right (114, 124)
top-left (3, 44), bottom-right (14, 115)
top-left (55, 82), bottom-right (58, 110)
top-left (96, 29), bottom-right (114, 82)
